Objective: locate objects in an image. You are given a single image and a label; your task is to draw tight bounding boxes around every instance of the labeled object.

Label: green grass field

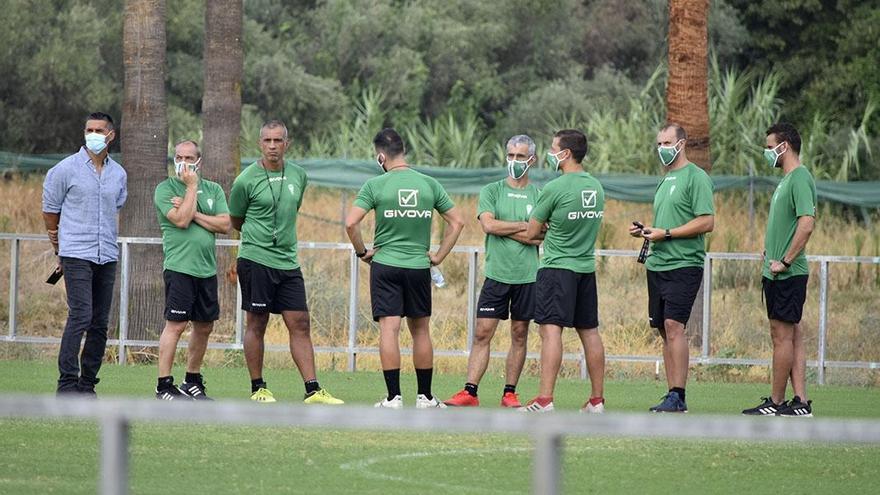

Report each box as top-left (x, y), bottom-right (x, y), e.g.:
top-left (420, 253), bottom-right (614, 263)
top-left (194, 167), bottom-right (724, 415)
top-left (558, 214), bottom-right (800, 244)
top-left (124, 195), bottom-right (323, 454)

top-left (1, 359), bottom-right (879, 494)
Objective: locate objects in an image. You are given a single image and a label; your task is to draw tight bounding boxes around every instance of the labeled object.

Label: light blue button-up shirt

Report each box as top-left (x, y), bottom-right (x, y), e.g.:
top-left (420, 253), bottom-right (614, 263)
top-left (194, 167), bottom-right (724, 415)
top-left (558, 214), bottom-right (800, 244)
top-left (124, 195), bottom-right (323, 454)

top-left (42, 147), bottom-right (128, 264)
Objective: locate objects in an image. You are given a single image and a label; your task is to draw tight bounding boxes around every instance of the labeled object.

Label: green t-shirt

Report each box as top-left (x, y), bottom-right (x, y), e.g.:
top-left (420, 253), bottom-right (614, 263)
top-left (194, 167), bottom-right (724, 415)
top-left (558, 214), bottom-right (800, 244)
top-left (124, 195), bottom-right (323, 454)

top-left (353, 168), bottom-right (455, 269)
top-left (154, 177), bottom-right (229, 278)
top-left (477, 179), bottom-right (540, 284)
top-left (645, 163), bottom-right (715, 272)
top-left (229, 161), bottom-right (308, 270)
top-left (530, 171), bottom-right (605, 274)
top-left (763, 166), bottom-right (817, 280)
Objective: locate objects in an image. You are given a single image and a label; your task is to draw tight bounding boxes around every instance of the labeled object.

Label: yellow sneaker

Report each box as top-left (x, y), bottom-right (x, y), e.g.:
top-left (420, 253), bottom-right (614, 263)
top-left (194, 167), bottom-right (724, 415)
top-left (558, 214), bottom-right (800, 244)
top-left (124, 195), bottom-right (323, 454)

top-left (250, 387), bottom-right (276, 403)
top-left (303, 388), bottom-right (344, 405)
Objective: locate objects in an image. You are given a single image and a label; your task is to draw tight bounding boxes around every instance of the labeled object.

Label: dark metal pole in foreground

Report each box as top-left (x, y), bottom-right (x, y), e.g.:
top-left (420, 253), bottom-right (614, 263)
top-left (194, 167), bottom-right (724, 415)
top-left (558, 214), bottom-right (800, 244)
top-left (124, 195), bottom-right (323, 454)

top-left (100, 415), bottom-right (130, 495)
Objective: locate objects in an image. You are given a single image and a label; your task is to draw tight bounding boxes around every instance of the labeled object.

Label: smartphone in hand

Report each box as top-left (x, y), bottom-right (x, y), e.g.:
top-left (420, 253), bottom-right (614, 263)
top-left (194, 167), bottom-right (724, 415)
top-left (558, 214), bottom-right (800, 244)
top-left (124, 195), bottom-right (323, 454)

top-left (46, 267), bottom-right (63, 285)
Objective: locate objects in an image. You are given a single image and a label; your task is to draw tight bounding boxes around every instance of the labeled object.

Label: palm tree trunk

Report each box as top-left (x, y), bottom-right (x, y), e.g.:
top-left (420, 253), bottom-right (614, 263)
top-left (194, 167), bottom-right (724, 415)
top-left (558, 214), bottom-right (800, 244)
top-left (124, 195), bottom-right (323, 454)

top-left (203, 0), bottom-right (243, 192)
top-left (119, 0), bottom-right (168, 349)
top-left (667, 0), bottom-right (710, 171)
top-left (667, 0), bottom-right (710, 349)
top-left (203, 0), bottom-right (243, 335)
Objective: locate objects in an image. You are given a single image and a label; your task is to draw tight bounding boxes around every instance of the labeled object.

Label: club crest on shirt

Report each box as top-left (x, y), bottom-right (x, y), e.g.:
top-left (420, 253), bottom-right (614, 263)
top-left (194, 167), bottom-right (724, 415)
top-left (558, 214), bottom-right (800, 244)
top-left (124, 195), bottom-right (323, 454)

top-left (526, 204), bottom-right (533, 216)
top-left (288, 184), bottom-right (295, 195)
top-left (207, 198), bottom-right (214, 210)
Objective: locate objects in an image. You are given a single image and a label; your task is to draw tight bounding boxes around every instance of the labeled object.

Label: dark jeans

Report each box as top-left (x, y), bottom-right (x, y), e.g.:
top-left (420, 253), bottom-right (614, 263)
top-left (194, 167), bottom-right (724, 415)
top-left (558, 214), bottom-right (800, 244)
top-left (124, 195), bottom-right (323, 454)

top-left (57, 257), bottom-right (117, 393)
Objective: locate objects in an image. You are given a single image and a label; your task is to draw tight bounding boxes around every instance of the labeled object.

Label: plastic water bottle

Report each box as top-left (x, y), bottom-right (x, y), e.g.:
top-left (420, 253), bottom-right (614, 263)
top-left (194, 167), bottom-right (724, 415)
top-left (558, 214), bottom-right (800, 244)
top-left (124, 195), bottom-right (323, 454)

top-left (430, 266), bottom-right (446, 288)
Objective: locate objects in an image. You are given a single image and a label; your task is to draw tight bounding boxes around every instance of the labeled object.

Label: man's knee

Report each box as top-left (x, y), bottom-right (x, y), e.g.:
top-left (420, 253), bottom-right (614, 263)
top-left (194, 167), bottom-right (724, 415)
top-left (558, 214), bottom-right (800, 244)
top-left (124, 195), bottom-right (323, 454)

top-left (770, 320), bottom-right (794, 345)
top-left (510, 321), bottom-right (529, 344)
top-left (163, 321), bottom-right (189, 336)
top-left (473, 320), bottom-right (498, 346)
top-left (663, 320), bottom-right (686, 340)
top-left (286, 313), bottom-right (311, 335)
top-left (192, 322), bottom-right (214, 337)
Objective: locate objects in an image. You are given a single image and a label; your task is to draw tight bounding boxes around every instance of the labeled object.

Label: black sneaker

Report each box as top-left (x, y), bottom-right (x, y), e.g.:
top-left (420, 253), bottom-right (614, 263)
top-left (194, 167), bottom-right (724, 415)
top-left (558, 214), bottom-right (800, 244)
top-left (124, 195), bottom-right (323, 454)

top-left (776, 396), bottom-right (813, 417)
top-left (77, 378), bottom-right (99, 398)
top-left (156, 386), bottom-right (193, 401)
top-left (649, 391), bottom-right (688, 413)
top-left (179, 381), bottom-right (213, 401)
top-left (742, 397), bottom-right (783, 416)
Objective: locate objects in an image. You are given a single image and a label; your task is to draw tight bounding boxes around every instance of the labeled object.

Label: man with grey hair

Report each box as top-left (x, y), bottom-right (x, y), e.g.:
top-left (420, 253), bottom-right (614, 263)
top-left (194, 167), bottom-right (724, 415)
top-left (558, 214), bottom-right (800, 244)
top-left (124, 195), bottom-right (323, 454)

top-left (229, 120), bottom-right (343, 404)
top-left (153, 140), bottom-right (231, 400)
top-left (445, 135), bottom-right (542, 408)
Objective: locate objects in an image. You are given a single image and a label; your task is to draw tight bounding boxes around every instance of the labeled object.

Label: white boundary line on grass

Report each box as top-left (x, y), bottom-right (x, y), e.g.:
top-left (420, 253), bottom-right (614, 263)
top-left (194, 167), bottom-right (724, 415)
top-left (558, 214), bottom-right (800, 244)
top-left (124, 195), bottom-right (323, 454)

top-left (339, 447), bottom-right (530, 493)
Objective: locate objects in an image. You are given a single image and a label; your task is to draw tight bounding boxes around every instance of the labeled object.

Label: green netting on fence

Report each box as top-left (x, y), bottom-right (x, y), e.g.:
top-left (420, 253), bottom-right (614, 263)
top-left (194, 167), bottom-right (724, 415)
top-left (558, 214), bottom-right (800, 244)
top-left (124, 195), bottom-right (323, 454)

top-left (3, 152), bottom-right (879, 207)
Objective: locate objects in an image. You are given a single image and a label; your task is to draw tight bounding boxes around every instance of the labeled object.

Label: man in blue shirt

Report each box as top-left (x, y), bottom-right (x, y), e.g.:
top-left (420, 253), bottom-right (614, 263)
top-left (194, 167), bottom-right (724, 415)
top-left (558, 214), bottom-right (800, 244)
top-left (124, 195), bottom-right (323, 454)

top-left (42, 112), bottom-right (128, 396)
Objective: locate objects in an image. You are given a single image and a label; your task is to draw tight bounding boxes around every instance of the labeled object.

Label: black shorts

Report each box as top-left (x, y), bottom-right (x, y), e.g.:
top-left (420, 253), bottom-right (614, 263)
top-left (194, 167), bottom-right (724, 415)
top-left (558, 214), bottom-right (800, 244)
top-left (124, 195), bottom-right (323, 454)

top-left (237, 258), bottom-right (308, 314)
top-left (534, 268), bottom-right (599, 329)
top-left (647, 267), bottom-right (703, 329)
top-left (370, 261), bottom-right (431, 321)
top-left (477, 278), bottom-right (535, 321)
top-left (163, 270), bottom-right (220, 322)
top-left (763, 275), bottom-right (808, 324)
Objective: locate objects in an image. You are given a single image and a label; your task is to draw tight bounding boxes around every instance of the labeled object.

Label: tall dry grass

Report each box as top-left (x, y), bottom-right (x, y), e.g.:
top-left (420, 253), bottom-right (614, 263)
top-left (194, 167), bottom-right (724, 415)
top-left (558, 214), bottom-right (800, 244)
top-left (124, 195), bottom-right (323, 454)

top-left (1, 175), bottom-right (878, 385)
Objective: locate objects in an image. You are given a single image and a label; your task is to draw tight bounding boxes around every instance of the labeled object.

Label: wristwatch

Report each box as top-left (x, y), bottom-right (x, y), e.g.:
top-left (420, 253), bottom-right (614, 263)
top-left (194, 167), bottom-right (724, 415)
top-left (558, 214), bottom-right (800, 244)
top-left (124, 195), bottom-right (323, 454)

top-left (664, 229), bottom-right (672, 241)
top-left (356, 249), bottom-right (367, 258)
top-left (780, 258), bottom-right (791, 268)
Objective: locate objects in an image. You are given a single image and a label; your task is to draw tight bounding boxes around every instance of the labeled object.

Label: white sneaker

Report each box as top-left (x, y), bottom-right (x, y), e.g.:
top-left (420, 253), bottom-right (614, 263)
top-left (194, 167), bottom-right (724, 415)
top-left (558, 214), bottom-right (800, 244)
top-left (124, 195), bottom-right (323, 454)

top-left (580, 400), bottom-right (605, 414)
top-left (374, 395), bottom-right (403, 409)
top-left (415, 394), bottom-right (447, 409)
top-left (519, 398), bottom-right (554, 412)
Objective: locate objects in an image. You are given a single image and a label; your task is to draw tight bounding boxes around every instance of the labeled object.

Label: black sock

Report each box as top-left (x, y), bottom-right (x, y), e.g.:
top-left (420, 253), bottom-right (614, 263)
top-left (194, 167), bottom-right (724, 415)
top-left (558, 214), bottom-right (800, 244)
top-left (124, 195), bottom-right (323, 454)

top-left (304, 379), bottom-right (320, 394)
top-left (416, 368), bottom-right (433, 400)
top-left (157, 376), bottom-right (174, 390)
top-left (383, 369), bottom-right (401, 400)
top-left (251, 378), bottom-right (266, 393)
top-left (464, 382), bottom-right (478, 397)
top-left (503, 384), bottom-right (516, 395)
top-left (671, 387), bottom-right (686, 402)
top-left (185, 372), bottom-right (202, 384)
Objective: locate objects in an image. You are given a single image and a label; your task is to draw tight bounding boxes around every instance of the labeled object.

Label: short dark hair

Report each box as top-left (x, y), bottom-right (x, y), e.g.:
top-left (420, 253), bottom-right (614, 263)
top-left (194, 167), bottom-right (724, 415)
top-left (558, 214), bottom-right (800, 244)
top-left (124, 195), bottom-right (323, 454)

top-left (86, 112), bottom-right (115, 131)
top-left (373, 128), bottom-right (406, 157)
top-left (554, 129), bottom-right (588, 163)
top-left (766, 122), bottom-right (801, 154)
top-left (661, 123), bottom-right (687, 141)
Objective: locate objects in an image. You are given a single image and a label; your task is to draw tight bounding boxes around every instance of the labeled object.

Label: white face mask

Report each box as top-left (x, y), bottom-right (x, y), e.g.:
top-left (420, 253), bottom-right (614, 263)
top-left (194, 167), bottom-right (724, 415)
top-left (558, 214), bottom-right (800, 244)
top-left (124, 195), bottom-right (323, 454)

top-left (174, 157), bottom-right (201, 176)
top-left (376, 153), bottom-right (386, 173)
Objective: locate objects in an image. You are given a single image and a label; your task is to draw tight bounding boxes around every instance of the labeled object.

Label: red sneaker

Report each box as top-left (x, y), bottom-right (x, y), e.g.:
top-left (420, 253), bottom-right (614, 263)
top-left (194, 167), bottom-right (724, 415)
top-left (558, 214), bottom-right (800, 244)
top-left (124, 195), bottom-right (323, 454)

top-left (444, 389), bottom-right (480, 407)
top-left (500, 391), bottom-right (522, 408)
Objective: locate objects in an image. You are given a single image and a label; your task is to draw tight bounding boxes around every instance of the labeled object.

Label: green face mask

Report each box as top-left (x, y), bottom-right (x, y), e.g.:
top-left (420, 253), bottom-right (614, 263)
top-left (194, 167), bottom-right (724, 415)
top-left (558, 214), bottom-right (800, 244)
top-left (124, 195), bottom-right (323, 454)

top-left (546, 150), bottom-right (566, 172)
top-left (763, 142), bottom-right (785, 168)
top-left (507, 158), bottom-right (530, 179)
top-left (657, 139), bottom-right (683, 167)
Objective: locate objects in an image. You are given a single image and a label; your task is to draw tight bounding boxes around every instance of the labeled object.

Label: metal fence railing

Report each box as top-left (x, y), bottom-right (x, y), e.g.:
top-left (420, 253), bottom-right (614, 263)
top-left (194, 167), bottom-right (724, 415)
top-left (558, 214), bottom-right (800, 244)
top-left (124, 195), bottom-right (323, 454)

top-left (2, 233), bottom-right (879, 384)
top-left (2, 395), bottom-right (880, 495)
